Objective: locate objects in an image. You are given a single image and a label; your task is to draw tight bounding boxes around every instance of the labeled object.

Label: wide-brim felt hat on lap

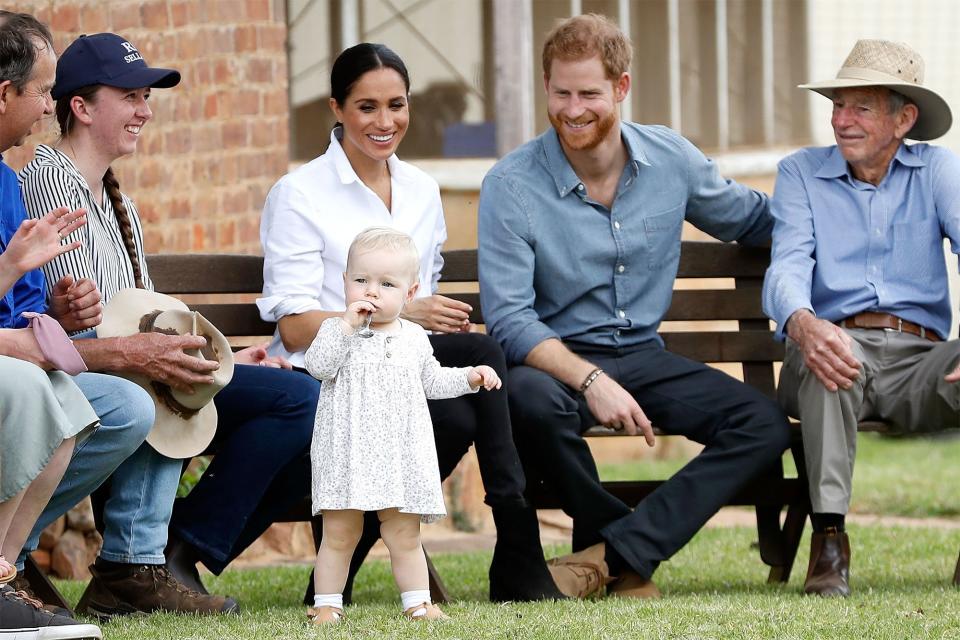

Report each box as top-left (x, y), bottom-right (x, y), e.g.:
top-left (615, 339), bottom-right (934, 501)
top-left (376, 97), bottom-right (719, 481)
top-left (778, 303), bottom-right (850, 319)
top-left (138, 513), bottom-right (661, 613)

top-left (97, 288), bottom-right (234, 459)
top-left (799, 39), bottom-right (952, 140)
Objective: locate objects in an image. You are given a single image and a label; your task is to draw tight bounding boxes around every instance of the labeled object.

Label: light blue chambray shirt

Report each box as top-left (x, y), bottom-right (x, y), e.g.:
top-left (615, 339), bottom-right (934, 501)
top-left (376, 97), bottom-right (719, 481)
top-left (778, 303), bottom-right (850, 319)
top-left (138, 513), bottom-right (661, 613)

top-left (478, 123), bottom-right (772, 366)
top-left (762, 143), bottom-right (960, 341)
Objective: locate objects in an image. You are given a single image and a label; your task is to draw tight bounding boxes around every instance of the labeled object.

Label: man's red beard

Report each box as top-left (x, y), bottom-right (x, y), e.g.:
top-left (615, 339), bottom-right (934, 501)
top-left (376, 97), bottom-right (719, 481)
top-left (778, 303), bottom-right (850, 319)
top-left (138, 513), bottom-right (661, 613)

top-left (549, 109), bottom-right (617, 151)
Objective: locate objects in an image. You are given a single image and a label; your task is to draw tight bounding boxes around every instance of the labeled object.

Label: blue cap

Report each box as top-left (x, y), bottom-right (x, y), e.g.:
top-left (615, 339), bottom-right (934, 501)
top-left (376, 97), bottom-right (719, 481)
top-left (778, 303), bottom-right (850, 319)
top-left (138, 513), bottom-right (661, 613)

top-left (53, 33), bottom-right (180, 100)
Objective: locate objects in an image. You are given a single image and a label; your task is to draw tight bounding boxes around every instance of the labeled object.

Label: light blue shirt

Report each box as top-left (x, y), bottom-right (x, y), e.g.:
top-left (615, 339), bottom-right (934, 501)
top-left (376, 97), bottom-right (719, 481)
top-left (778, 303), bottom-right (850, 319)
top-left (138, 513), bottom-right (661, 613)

top-left (478, 123), bottom-right (771, 366)
top-left (762, 143), bottom-right (960, 341)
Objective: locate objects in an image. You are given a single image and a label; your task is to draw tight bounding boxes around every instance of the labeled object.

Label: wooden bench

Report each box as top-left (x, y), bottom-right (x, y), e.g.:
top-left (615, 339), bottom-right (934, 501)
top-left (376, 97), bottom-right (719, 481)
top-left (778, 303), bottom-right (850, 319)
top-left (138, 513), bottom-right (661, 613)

top-left (124, 245), bottom-right (960, 587)
top-left (26, 242), bottom-right (959, 611)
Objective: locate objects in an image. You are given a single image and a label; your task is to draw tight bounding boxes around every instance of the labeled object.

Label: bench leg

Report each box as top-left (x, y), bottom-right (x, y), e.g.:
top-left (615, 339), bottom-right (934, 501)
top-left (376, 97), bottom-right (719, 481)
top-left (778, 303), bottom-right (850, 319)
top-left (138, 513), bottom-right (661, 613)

top-left (953, 548), bottom-right (960, 586)
top-left (766, 500), bottom-right (807, 584)
top-left (24, 553), bottom-right (74, 617)
top-left (424, 549), bottom-right (450, 604)
top-left (755, 504), bottom-right (786, 568)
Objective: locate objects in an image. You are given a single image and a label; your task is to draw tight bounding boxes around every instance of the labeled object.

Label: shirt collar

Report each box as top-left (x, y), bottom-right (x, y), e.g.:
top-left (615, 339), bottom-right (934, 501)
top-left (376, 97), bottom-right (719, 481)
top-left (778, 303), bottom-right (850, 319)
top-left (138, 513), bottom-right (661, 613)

top-left (815, 142), bottom-right (925, 180)
top-left (541, 125), bottom-right (651, 198)
top-left (328, 128), bottom-right (406, 185)
top-left (33, 144), bottom-right (90, 186)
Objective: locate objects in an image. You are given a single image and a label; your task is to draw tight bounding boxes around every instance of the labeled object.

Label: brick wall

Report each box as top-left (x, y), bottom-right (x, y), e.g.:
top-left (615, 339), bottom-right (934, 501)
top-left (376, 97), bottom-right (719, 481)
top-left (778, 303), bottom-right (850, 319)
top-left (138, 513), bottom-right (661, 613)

top-left (6, 0), bottom-right (289, 254)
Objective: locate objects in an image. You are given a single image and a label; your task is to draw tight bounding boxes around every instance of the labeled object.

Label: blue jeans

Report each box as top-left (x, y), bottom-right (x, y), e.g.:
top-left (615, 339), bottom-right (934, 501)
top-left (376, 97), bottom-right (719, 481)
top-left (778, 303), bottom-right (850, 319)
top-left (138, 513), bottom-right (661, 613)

top-left (16, 372), bottom-right (155, 569)
top-left (169, 364), bottom-right (318, 573)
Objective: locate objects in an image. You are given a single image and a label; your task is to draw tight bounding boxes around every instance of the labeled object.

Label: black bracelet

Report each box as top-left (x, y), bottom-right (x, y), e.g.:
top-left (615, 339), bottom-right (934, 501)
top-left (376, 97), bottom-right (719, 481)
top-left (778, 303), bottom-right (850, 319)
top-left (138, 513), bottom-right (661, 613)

top-left (579, 367), bottom-right (604, 394)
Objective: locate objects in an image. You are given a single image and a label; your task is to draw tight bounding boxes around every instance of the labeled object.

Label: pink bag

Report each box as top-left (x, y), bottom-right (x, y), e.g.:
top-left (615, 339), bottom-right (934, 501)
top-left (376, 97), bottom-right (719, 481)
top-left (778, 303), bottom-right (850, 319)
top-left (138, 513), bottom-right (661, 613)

top-left (21, 312), bottom-right (88, 376)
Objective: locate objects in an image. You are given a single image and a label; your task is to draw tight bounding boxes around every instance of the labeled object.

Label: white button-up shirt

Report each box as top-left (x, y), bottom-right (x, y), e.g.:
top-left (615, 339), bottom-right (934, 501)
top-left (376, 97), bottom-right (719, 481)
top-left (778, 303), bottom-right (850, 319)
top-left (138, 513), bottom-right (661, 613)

top-left (258, 130), bottom-right (446, 367)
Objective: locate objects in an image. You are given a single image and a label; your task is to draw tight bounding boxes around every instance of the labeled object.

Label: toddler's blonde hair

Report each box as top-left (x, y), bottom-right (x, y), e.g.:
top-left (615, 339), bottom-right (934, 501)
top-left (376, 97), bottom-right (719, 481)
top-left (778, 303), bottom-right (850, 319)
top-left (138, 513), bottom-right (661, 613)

top-left (346, 226), bottom-right (421, 284)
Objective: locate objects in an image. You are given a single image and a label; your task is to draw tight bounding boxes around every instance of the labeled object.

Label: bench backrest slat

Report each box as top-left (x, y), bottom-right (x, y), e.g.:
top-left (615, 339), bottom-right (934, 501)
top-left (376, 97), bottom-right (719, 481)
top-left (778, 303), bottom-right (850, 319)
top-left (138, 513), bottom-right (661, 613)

top-left (147, 240), bottom-right (781, 371)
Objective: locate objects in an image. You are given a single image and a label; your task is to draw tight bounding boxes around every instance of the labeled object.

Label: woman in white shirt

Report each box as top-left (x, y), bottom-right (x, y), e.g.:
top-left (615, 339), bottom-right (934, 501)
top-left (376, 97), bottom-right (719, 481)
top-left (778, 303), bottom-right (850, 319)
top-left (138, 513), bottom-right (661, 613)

top-left (259, 43), bottom-right (562, 603)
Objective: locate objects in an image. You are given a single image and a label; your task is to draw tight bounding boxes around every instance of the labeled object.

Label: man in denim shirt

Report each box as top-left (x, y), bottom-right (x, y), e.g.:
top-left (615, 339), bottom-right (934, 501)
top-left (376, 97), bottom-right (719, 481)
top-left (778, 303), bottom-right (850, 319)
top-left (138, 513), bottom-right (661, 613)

top-left (478, 14), bottom-right (791, 598)
top-left (764, 40), bottom-right (960, 598)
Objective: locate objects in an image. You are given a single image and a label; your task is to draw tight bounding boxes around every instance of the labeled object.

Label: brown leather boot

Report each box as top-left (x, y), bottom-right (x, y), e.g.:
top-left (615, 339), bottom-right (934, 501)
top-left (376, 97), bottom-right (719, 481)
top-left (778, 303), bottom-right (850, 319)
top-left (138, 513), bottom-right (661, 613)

top-left (804, 528), bottom-right (851, 597)
top-left (75, 563), bottom-right (240, 620)
top-left (546, 543), bottom-right (614, 598)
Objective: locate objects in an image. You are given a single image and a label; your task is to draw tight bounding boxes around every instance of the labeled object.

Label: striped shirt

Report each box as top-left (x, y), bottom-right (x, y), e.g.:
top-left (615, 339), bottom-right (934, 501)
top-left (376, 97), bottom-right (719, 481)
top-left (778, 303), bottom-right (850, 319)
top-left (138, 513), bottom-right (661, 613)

top-left (18, 144), bottom-right (153, 305)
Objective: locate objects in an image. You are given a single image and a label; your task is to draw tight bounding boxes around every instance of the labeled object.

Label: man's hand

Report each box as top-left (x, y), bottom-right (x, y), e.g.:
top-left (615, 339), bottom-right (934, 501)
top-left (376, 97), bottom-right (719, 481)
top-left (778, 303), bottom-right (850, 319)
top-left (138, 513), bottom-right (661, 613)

top-left (0, 207), bottom-right (86, 278)
top-left (402, 295), bottom-right (472, 333)
top-left (787, 309), bottom-right (861, 391)
top-left (235, 342), bottom-right (293, 369)
top-left (49, 275), bottom-right (103, 332)
top-left (583, 374), bottom-right (656, 446)
top-left (120, 332), bottom-right (221, 393)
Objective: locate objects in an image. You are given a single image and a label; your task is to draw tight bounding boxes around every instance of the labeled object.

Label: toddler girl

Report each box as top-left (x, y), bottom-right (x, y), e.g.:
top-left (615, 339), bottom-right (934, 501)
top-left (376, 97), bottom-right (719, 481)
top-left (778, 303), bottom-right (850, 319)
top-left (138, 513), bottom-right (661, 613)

top-left (304, 227), bottom-right (500, 624)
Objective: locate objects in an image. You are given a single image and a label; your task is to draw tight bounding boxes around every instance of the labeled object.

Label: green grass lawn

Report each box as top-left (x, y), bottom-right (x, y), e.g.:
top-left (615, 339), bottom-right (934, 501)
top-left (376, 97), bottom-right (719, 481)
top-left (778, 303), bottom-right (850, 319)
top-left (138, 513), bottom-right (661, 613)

top-left (599, 432), bottom-right (960, 518)
top-left (57, 524), bottom-right (959, 639)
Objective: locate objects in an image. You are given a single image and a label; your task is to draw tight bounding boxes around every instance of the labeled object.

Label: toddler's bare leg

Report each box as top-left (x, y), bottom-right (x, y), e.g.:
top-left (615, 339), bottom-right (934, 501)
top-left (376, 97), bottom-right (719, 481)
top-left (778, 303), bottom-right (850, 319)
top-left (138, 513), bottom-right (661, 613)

top-left (377, 508), bottom-right (428, 592)
top-left (314, 509), bottom-right (364, 594)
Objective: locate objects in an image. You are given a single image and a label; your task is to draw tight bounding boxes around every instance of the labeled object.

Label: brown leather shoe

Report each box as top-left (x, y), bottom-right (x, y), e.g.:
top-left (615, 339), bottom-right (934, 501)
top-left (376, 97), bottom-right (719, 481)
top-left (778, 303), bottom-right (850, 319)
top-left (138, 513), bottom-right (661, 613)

top-left (75, 563), bottom-right (240, 620)
top-left (608, 570), bottom-right (661, 599)
top-left (546, 543), bottom-right (613, 599)
top-left (804, 529), bottom-right (851, 597)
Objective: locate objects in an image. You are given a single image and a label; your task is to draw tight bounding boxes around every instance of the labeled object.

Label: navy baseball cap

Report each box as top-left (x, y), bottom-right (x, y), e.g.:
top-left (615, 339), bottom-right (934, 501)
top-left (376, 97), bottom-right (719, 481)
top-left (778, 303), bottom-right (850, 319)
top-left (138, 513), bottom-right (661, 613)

top-left (52, 33), bottom-right (181, 100)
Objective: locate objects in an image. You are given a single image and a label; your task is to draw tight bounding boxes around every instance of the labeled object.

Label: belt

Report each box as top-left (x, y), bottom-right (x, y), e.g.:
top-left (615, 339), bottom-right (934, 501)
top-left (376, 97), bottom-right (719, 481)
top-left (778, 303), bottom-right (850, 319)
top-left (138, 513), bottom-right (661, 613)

top-left (838, 312), bottom-right (940, 342)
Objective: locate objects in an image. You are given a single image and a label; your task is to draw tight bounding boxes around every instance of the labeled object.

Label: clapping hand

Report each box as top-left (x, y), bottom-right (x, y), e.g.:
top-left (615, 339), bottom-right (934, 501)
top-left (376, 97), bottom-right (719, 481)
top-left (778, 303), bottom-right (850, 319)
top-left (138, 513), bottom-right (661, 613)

top-left (0, 207), bottom-right (86, 275)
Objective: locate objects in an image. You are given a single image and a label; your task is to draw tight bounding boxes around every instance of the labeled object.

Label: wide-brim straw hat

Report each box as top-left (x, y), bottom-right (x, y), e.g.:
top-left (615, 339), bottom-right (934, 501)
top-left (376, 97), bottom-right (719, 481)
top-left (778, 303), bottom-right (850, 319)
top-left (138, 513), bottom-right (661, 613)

top-left (799, 39), bottom-right (952, 141)
top-left (97, 288), bottom-right (234, 458)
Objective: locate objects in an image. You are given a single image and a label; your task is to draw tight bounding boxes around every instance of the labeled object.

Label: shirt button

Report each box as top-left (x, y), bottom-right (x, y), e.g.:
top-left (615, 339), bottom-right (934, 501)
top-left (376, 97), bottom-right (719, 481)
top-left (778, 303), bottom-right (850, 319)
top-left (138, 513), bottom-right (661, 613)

top-left (386, 352), bottom-right (392, 358)
top-left (614, 221), bottom-right (621, 230)
top-left (577, 184), bottom-right (585, 191)
top-left (617, 265), bottom-right (625, 273)
top-left (618, 309), bottom-right (626, 318)
top-left (615, 329), bottom-right (621, 336)
top-left (875, 229), bottom-right (882, 236)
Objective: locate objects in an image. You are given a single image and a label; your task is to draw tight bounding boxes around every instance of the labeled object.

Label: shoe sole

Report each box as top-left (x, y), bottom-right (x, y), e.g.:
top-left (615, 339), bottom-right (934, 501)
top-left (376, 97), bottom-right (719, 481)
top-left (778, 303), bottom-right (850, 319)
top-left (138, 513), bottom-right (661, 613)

top-left (0, 624), bottom-right (103, 639)
top-left (78, 600), bottom-right (240, 620)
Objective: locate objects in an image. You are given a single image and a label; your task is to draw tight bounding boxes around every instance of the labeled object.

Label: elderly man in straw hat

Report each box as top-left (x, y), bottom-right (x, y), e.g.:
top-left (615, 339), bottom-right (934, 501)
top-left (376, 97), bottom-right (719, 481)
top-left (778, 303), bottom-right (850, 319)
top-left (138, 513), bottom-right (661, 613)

top-left (763, 39), bottom-right (959, 597)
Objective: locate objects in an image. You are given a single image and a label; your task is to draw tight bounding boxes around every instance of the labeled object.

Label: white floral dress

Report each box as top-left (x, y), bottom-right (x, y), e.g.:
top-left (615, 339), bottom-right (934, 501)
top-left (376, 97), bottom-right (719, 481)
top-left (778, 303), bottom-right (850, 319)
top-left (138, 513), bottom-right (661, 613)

top-left (305, 318), bottom-right (475, 522)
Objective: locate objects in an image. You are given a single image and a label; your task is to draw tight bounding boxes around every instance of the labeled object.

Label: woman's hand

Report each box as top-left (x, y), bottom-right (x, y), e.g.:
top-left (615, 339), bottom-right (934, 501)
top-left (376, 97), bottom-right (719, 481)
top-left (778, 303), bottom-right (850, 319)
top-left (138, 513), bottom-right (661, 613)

top-left (0, 207), bottom-right (86, 277)
top-left (235, 342), bottom-right (293, 369)
top-left (402, 295), bottom-right (472, 333)
top-left (468, 365), bottom-right (501, 391)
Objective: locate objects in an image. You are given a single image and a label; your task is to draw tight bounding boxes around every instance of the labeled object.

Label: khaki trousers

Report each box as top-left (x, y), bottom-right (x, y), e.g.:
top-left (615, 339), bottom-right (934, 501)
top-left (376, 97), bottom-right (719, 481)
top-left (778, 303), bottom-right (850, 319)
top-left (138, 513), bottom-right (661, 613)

top-left (779, 328), bottom-right (960, 514)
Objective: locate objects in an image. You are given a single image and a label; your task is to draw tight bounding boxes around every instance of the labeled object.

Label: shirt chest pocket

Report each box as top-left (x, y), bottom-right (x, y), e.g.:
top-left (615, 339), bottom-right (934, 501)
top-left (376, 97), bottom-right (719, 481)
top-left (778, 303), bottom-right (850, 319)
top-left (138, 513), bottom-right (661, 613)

top-left (643, 206), bottom-right (684, 270)
top-left (888, 217), bottom-right (944, 280)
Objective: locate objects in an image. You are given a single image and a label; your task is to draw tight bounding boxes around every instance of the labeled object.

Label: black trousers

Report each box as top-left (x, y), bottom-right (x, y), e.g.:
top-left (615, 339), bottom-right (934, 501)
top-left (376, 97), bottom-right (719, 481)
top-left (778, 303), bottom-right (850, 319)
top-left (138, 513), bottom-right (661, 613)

top-left (509, 340), bottom-right (792, 579)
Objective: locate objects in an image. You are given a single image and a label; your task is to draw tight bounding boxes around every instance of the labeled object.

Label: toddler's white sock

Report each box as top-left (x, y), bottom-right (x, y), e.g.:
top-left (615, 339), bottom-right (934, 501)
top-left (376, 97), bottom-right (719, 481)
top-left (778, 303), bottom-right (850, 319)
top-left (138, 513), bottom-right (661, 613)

top-left (314, 593), bottom-right (344, 610)
top-left (400, 589), bottom-right (432, 615)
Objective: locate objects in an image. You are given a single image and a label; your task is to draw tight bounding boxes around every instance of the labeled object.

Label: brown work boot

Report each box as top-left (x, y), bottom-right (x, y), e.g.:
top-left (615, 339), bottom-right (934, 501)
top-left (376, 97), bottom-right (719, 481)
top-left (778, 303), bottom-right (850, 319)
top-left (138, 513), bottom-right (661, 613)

top-left (75, 562), bottom-right (240, 620)
top-left (804, 529), bottom-right (851, 597)
top-left (546, 543), bottom-right (613, 599)
top-left (608, 570), bottom-right (661, 599)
